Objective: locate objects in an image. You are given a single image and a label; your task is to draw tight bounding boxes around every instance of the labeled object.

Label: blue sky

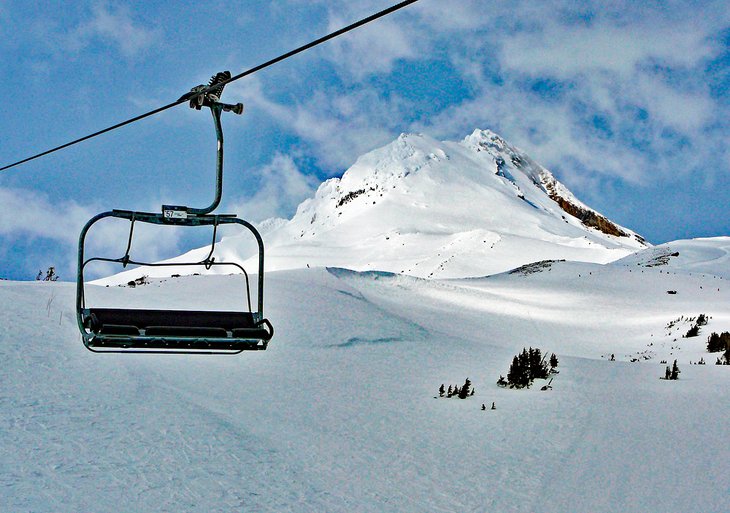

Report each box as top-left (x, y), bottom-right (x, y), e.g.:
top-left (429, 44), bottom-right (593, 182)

top-left (0, 0), bottom-right (728, 281)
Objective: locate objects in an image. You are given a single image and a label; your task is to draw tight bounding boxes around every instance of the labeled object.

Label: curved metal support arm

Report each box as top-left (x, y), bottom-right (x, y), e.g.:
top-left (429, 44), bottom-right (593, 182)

top-left (187, 104), bottom-right (225, 215)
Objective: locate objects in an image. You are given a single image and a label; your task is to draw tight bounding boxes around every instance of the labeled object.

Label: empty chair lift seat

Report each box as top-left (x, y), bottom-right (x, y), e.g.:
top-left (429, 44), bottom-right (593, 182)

top-left (83, 308), bottom-right (273, 351)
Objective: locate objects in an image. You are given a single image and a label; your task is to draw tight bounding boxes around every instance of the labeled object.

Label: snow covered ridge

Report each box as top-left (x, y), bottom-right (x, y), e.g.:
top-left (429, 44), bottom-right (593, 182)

top-left (253, 128), bottom-right (646, 278)
top-left (613, 237), bottom-right (730, 279)
top-left (103, 128), bottom-right (649, 284)
top-left (463, 129), bottom-right (641, 240)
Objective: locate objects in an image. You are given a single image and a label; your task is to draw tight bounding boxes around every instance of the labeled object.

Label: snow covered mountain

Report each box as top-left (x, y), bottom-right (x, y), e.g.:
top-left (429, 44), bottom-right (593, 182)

top-left (105, 129), bottom-right (647, 284)
top-left (254, 129), bottom-right (646, 278)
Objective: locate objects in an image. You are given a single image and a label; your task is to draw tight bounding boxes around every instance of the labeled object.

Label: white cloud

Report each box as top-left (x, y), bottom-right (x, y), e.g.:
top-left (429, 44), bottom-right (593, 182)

top-left (500, 22), bottom-right (716, 78)
top-left (284, 0), bottom-right (422, 79)
top-left (229, 78), bottom-right (404, 170)
top-left (229, 153), bottom-right (319, 222)
top-left (0, 187), bottom-right (181, 279)
top-left (633, 76), bottom-right (715, 133)
top-left (404, 1), bottom-right (729, 192)
top-left (325, 14), bottom-right (417, 79)
top-left (66, 2), bottom-right (159, 58)
top-left (0, 187), bottom-right (90, 245)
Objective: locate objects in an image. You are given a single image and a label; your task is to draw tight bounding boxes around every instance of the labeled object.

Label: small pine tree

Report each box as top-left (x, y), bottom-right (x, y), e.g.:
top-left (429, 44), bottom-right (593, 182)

top-left (528, 347), bottom-right (541, 379)
top-left (439, 384), bottom-right (445, 397)
top-left (447, 385), bottom-right (453, 397)
top-left (670, 360), bottom-right (680, 380)
top-left (550, 353), bottom-right (558, 369)
top-left (458, 378), bottom-right (471, 399)
top-left (707, 331), bottom-right (730, 353)
top-left (518, 348), bottom-right (530, 381)
top-left (36, 270), bottom-right (43, 281)
top-left (507, 355), bottom-right (527, 388)
top-left (532, 348), bottom-right (549, 379)
top-left (685, 325), bottom-right (700, 338)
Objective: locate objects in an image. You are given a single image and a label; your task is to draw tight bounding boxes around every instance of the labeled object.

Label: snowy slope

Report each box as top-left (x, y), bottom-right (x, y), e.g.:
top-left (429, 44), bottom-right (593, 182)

top-left (613, 236), bottom-right (730, 279)
top-left (101, 129), bottom-right (646, 285)
top-left (2, 239), bottom-right (728, 512)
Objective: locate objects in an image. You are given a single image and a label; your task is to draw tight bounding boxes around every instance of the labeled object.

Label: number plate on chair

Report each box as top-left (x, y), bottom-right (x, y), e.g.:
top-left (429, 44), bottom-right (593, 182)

top-left (163, 205), bottom-right (188, 220)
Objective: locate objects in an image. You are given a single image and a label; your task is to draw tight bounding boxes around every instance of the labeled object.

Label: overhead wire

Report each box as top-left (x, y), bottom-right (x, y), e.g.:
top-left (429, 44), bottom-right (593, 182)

top-left (0, 0), bottom-right (420, 173)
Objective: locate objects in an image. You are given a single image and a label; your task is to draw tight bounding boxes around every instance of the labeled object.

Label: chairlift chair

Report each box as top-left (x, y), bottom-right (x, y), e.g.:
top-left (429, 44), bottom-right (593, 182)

top-left (76, 72), bottom-right (274, 354)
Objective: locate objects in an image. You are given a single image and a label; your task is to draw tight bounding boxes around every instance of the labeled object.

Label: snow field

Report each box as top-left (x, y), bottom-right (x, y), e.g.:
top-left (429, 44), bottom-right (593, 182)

top-left (1, 253), bottom-right (728, 512)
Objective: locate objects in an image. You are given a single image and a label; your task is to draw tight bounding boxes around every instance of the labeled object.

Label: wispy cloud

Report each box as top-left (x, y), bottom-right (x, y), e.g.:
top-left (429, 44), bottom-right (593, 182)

top-left (325, 14), bottom-right (417, 79)
top-left (230, 78), bottom-right (405, 170)
top-left (0, 187), bottom-right (90, 246)
top-left (405, 1), bottom-right (730, 191)
top-left (0, 187), bottom-right (181, 279)
top-left (65, 2), bottom-right (160, 58)
top-left (500, 21), bottom-right (717, 77)
top-left (228, 153), bottom-right (319, 222)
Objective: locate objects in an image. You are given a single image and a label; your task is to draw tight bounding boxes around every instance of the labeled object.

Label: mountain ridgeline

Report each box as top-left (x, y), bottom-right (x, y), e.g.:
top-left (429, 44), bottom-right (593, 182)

top-left (254, 129), bottom-right (646, 278)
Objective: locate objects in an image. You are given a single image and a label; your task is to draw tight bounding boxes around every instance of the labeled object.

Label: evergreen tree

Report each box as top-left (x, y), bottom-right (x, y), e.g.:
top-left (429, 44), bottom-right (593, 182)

top-left (670, 360), bottom-right (680, 380)
top-left (507, 356), bottom-right (524, 388)
top-left (707, 331), bottom-right (730, 353)
top-left (528, 347), bottom-right (539, 380)
top-left (530, 347), bottom-right (549, 379)
top-left (458, 378), bottom-right (471, 399)
top-left (447, 385), bottom-right (453, 397)
top-left (518, 349), bottom-right (530, 380)
top-left (685, 325), bottom-right (700, 338)
top-left (439, 384), bottom-right (445, 397)
top-left (549, 353), bottom-right (559, 369)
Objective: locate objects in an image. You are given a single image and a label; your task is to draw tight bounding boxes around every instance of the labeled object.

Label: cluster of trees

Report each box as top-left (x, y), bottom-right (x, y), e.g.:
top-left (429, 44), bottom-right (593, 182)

top-left (497, 347), bottom-right (557, 389)
top-left (707, 331), bottom-right (730, 352)
top-left (438, 378), bottom-right (475, 399)
top-left (35, 267), bottom-right (59, 281)
top-left (663, 360), bottom-right (680, 380)
top-left (684, 314), bottom-right (708, 338)
top-left (707, 331), bottom-right (730, 363)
